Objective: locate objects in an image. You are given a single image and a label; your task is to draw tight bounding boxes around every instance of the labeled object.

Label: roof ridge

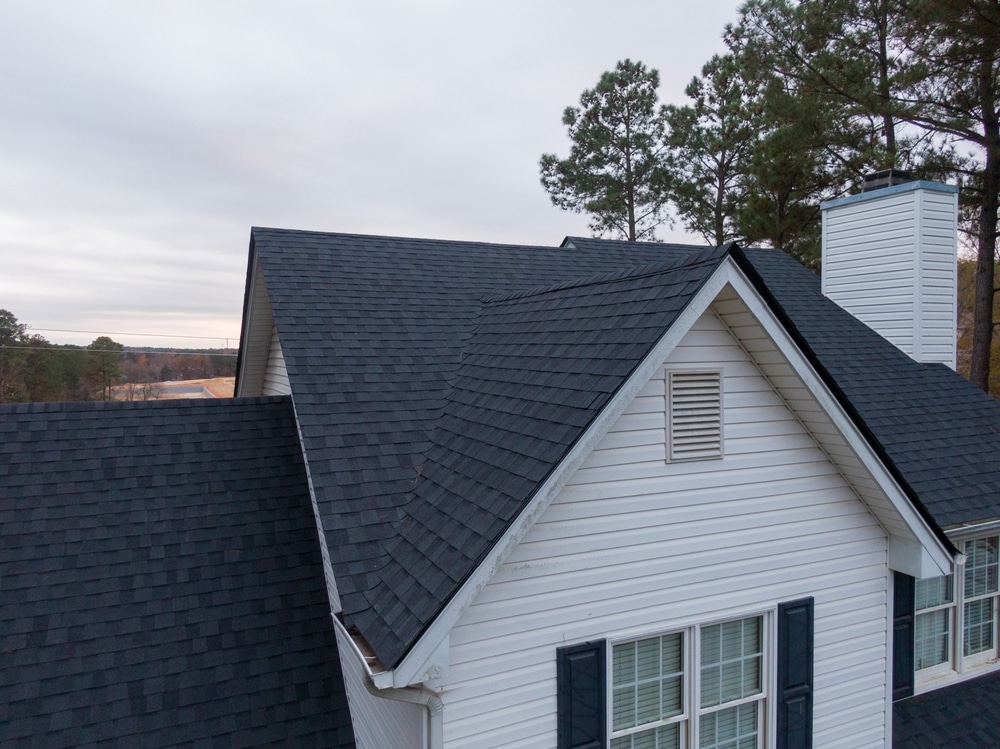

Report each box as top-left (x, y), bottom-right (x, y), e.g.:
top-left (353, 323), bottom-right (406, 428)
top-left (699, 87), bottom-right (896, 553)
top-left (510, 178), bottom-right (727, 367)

top-left (251, 226), bottom-right (557, 253)
top-left (480, 244), bottom-right (731, 305)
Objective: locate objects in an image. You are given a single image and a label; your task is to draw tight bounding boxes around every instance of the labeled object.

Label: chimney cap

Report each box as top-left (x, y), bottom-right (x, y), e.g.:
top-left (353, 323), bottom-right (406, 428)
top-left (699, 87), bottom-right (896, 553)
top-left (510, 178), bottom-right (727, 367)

top-left (862, 169), bottom-right (913, 192)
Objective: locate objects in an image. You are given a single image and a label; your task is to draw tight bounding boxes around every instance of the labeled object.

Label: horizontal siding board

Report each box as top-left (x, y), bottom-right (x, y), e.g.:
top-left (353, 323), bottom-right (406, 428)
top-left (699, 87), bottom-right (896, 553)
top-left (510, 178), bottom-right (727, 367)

top-left (261, 326), bottom-right (291, 396)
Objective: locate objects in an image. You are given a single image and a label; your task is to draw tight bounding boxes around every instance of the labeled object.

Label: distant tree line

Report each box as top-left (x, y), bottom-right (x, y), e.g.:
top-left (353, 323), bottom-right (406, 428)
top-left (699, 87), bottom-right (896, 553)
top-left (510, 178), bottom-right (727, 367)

top-left (0, 309), bottom-right (237, 403)
top-left (540, 0), bottom-right (999, 394)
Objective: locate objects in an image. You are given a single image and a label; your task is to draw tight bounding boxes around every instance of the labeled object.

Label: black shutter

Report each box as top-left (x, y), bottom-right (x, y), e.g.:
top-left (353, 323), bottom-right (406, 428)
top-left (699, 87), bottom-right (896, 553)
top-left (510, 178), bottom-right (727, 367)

top-left (892, 571), bottom-right (916, 701)
top-left (777, 597), bottom-right (814, 749)
top-left (557, 640), bottom-right (606, 749)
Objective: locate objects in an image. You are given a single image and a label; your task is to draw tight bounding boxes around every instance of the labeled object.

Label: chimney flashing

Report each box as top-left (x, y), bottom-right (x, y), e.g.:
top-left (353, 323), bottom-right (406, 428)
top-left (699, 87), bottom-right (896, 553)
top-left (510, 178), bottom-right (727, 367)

top-left (821, 179), bottom-right (958, 212)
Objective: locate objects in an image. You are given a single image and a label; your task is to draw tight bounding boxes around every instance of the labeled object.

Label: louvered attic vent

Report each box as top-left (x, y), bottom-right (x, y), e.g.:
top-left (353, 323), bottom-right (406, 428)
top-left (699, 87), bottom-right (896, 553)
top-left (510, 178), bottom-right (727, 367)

top-left (667, 371), bottom-right (723, 462)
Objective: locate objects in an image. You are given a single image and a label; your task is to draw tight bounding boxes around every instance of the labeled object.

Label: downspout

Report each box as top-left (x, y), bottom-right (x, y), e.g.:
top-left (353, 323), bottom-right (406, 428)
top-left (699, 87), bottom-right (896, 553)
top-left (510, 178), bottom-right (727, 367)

top-left (333, 615), bottom-right (444, 749)
top-left (361, 672), bottom-right (444, 749)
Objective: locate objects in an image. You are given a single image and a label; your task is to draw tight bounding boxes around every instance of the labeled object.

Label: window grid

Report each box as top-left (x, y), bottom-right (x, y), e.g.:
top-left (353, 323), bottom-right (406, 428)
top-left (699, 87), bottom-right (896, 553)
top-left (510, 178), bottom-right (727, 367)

top-left (963, 538), bottom-right (998, 658)
top-left (914, 575), bottom-right (953, 670)
top-left (612, 634), bottom-right (686, 739)
top-left (611, 616), bottom-right (765, 749)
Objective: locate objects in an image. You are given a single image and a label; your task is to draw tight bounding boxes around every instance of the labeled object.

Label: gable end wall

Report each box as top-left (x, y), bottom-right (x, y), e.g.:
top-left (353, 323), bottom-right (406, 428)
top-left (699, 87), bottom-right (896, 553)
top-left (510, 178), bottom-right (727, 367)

top-left (439, 308), bottom-right (891, 749)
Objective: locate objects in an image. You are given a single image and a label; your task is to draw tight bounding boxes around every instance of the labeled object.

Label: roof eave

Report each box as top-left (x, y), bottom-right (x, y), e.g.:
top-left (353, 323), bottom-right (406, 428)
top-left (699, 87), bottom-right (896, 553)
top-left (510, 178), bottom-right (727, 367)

top-left (729, 245), bottom-right (958, 561)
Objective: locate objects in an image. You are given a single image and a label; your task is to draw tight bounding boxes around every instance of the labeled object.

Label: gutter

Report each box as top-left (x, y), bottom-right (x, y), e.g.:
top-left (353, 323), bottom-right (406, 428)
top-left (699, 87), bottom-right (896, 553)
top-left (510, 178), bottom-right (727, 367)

top-left (333, 615), bottom-right (443, 749)
top-left (946, 517), bottom-right (1000, 542)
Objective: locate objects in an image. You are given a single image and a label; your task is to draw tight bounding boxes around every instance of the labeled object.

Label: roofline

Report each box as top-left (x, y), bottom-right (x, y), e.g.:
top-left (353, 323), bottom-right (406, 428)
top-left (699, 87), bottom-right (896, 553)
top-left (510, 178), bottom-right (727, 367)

top-left (386, 255), bottom-right (737, 686)
top-left (233, 230), bottom-right (258, 394)
top-left (384, 251), bottom-right (955, 685)
top-left (730, 246), bottom-right (957, 557)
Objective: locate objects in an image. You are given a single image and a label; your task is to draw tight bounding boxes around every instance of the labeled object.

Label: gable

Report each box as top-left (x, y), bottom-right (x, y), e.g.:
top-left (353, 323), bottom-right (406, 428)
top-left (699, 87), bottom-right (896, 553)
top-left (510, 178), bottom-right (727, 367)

top-left (440, 304), bottom-right (896, 748)
top-left (382, 265), bottom-right (950, 690)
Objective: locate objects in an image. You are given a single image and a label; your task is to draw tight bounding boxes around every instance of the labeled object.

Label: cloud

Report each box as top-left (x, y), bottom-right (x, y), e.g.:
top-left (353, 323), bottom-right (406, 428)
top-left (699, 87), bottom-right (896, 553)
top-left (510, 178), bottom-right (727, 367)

top-left (0, 0), bottom-right (740, 346)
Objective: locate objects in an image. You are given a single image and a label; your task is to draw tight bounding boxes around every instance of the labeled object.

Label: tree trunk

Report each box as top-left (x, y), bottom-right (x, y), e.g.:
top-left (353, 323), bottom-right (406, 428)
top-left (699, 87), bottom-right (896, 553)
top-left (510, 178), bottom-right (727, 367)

top-left (875, 0), bottom-right (896, 161)
top-left (970, 60), bottom-right (999, 391)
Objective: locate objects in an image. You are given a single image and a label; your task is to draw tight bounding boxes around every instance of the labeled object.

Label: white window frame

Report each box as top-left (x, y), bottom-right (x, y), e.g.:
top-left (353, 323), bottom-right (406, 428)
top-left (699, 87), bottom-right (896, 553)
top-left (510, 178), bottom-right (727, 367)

top-left (608, 612), bottom-right (771, 749)
top-left (915, 534), bottom-right (1000, 688)
top-left (913, 574), bottom-right (954, 677)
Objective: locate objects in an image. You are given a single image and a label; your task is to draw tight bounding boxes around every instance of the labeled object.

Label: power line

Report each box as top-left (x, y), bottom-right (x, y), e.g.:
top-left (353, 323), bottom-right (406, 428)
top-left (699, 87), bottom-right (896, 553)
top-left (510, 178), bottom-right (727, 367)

top-left (30, 327), bottom-right (237, 342)
top-left (0, 344), bottom-right (238, 357)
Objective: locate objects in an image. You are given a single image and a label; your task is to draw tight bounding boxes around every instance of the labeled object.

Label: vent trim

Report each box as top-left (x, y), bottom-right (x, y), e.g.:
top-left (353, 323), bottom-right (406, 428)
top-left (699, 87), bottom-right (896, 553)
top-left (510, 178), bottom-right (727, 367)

top-left (667, 370), bottom-right (724, 462)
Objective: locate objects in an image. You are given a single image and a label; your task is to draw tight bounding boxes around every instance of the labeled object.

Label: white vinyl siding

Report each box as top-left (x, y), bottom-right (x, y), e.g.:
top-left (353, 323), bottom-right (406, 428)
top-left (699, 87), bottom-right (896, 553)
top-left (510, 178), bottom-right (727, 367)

top-left (440, 306), bottom-right (891, 749)
top-left (261, 325), bottom-right (290, 395)
top-left (821, 182), bottom-right (958, 368)
top-left (333, 625), bottom-right (424, 749)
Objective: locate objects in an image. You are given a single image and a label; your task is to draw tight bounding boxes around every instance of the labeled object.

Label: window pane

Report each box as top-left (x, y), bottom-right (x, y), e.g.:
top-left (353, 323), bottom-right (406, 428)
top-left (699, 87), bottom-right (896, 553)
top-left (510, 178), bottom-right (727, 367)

top-left (964, 598), bottom-right (995, 656)
top-left (613, 633), bottom-right (684, 732)
top-left (701, 617), bottom-right (762, 708)
top-left (615, 642), bottom-right (636, 686)
top-left (964, 538), bottom-right (999, 598)
top-left (699, 703), bottom-right (758, 749)
top-left (612, 724), bottom-right (681, 749)
top-left (915, 609), bottom-right (950, 669)
top-left (915, 575), bottom-right (953, 610)
top-left (663, 675), bottom-right (683, 717)
top-left (614, 685), bottom-right (637, 731)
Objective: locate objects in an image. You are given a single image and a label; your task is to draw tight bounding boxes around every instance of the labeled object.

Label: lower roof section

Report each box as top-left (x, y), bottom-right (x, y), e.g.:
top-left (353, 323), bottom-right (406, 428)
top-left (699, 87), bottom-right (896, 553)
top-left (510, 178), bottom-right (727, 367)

top-left (0, 397), bottom-right (356, 748)
top-left (894, 670), bottom-right (1000, 747)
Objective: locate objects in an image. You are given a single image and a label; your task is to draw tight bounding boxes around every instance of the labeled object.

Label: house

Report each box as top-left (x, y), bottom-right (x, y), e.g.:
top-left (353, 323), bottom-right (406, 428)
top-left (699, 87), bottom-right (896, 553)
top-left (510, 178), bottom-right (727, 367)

top-left (3, 176), bottom-right (1000, 747)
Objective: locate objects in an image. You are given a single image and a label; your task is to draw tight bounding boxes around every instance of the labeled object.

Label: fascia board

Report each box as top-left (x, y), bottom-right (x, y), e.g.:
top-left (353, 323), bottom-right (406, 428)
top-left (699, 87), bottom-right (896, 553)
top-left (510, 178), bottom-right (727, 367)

top-left (234, 239), bottom-right (259, 396)
top-left (722, 262), bottom-right (953, 577)
top-left (235, 256), bottom-right (273, 398)
top-left (388, 261), bottom-right (734, 687)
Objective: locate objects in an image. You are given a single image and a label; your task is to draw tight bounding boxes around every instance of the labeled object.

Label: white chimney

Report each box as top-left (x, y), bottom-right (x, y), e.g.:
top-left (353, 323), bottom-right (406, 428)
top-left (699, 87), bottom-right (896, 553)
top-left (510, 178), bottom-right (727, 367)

top-left (821, 173), bottom-right (959, 368)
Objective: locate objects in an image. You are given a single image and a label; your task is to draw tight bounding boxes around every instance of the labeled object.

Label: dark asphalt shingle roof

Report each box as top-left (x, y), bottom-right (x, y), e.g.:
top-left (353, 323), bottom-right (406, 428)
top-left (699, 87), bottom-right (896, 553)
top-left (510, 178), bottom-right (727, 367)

top-left (0, 397), bottom-right (356, 749)
top-left (894, 671), bottom-right (1000, 747)
top-left (249, 228), bottom-right (1000, 668)
top-left (356, 248), bottom-right (728, 662)
top-left (741, 246), bottom-right (1000, 528)
top-left (250, 228), bottom-right (713, 665)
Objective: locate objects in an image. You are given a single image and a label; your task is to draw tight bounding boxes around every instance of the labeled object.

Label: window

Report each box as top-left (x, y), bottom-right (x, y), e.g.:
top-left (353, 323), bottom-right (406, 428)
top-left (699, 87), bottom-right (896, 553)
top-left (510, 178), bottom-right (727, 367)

top-left (914, 575), bottom-right (952, 670)
top-left (667, 371), bottom-right (723, 462)
top-left (557, 600), bottom-right (813, 749)
top-left (914, 535), bottom-right (999, 678)
top-left (609, 616), bottom-right (765, 749)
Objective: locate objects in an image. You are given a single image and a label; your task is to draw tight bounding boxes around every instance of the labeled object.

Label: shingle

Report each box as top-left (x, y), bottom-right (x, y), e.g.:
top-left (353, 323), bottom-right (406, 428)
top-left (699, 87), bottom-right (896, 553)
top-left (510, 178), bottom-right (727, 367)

top-left (894, 671), bottom-right (1000, 747)
top-left (251, 227), bottom-right (723, 665)
top-left (739, 246), bottom-right (1000, 530)
top-left (0, 398), bottom-right (355, 748)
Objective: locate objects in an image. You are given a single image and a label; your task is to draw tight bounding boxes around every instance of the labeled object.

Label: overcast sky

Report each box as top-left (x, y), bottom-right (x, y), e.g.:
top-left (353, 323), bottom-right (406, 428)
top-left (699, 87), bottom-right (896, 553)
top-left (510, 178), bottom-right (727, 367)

top-left (0, 1), bottom-right (744, 348)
